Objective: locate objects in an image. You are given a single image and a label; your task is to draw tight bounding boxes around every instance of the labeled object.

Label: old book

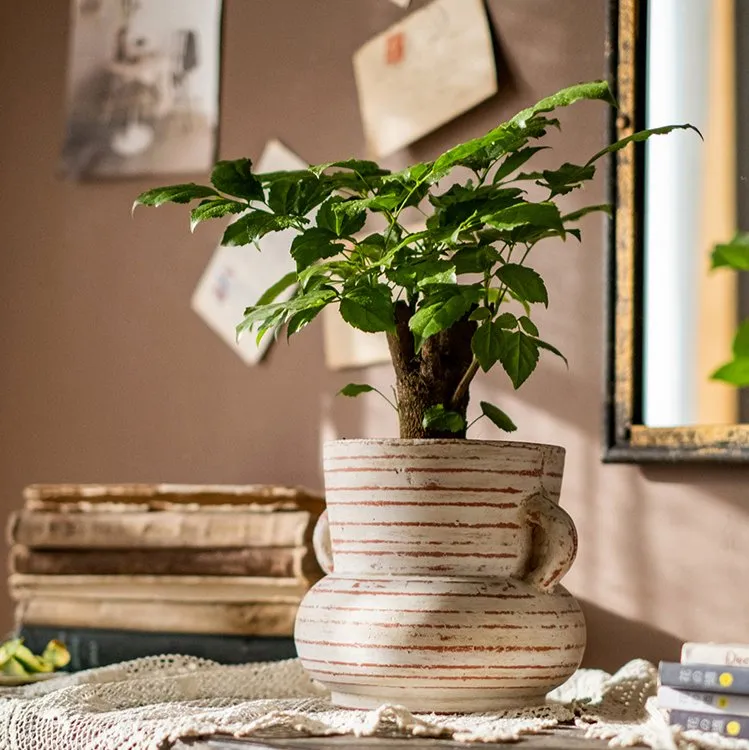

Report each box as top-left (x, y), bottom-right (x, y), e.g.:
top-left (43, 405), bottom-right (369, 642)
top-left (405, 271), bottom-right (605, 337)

top-left (8, 509), bottom-right (317, 549)
top-left (668, 709), bottom-right (749, 739)
top-left (18, 625), bottom-right (296, 671)
top-left (682, 642), bottom-right (749, 668)
top-left (16, 597), bottom-right (299, 636)
top-left (23, 483), bottom-right (325, 514)
top-left (9, 546), bottom-right (322, 578)
top-left (658, 686), bottom-right (749, 717)
top-left (9, 574), bottom-right (314, 603)
top-left (659, 662), bottom-right (749, 695)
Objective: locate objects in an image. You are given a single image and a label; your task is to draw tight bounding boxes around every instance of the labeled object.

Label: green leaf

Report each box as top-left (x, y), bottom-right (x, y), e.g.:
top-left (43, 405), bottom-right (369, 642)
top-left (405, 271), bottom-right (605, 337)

top-left (518, 316), bottom-right (539, 336)
top-left (409, 292), bottom-right (474, 350)
top-left (133, 183), bottom-right (218, 211)
top-left (469, 307), bottom-right (492, 321)
top-left (255, 272), bottom-right (298, 306)
top-left (496, 264), bottom-right (549, 306)
top-left (711, 358), bottom-right (749, 387)
top-left (472, 320), bottom-right (503, 372)
top-left (317, 197), bottom-right (367, 237)
top-left (452, 245), bottom-right (501, 275)
top-left (483, 202), bottom-right (563, 233)
top-left (338, 383), bottom-right (376, 397)
top-left (534, 337), bottom-right (568, 366)
top-left (712, 233), bottom-right (749, 270)
top-left (422, 405), bottom-right (467, 433)
top-left (190, 198), bottom-right (247, 231)
top-left (586, 123), bottom-right (702, 165)
top-left (339, 285), bottom-right (395, 333)
top-left (480, 401), bottom-right (518, 432)
top-left (311, 159), bottom-right (390, 177)
top-left (267, 174), bottom-right (329, 216)
top-left (290, 228), bottom-right (344, 270)
top-left (498, 331), bottom-right (540, 388)
top-left (511, 80), bottom-right (616, 128)
top-left (517, 163), bottom-right (596, 197)
top-left (221, 212), bottom-right (301, 246)
top-left (286, 305), bottom-right (326, 338)
top-left (495, 312), bottom-right (518, 329)
top-left (210, 159), bottom-right (264, 201)
top-left (562, 204), bottom-right (613, 223)
top-left (493, 147), bottom-right (547, 183)
top-left (733, 319), bottom-right (749, 358)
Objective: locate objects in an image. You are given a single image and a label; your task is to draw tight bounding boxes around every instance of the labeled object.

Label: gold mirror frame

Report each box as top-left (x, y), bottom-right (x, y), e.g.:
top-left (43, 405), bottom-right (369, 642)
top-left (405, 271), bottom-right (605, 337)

top-left (605, 0), bottom-right (749, 462)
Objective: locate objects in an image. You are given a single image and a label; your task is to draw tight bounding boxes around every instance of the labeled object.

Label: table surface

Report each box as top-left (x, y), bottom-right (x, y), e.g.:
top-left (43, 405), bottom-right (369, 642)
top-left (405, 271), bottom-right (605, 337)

top-left (175, 727), bottom-right (613, 750)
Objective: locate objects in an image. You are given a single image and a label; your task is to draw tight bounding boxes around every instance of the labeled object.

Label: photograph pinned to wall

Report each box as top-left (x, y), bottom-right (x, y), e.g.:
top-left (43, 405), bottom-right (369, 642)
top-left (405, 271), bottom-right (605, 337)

top-left (354, 0), bottom-right (497, 158)
top-left (191, 140), bottom-right (308, 366)
top-left (322, 307), bottom-right (391, 370)
top-left (60, 0), bottom-right (222, 179)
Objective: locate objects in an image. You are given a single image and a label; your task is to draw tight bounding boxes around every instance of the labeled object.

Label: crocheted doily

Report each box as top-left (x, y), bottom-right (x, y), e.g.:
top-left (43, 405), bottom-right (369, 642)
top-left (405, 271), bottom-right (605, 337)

top-left (0, 656), bottom-right (744, 750)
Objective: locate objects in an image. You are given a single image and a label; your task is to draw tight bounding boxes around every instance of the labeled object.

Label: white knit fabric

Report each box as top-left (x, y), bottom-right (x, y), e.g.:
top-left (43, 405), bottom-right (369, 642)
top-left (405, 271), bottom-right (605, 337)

top-left (0, 656), bottom-right (745, 750)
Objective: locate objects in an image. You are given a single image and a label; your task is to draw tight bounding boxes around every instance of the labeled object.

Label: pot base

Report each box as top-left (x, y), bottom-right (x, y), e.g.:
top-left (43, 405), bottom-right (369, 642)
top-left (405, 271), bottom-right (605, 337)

top-left (331, 690), bottom-right (551, 713)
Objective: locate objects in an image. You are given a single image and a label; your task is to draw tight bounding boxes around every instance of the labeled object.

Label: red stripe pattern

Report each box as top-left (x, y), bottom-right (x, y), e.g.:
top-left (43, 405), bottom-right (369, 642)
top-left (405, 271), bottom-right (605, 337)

top-left (296, 439), bottom-right (584, 712)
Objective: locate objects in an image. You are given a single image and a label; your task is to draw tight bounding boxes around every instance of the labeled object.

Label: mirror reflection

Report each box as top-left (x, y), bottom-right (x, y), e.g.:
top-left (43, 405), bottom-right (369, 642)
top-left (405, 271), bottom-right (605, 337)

top-left (643, 0), bottom-right (748, 427)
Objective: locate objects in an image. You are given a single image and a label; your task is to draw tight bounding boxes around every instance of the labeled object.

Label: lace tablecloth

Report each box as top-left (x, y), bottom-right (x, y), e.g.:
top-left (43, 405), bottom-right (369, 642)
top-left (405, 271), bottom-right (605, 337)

top-left (0, 656), bottom-right (745, 750)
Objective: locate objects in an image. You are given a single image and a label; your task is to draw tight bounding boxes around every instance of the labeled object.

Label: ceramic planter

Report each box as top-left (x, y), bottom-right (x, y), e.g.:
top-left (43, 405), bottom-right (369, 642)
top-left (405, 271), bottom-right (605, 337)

top-left (295, 439), bottom-right (585, 712)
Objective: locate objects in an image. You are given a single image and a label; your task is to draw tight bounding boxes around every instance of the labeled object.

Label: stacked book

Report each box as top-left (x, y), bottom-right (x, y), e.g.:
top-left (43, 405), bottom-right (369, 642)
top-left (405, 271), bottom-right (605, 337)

top-left (659, 643), bottom-right (749, 739)
top-left (8, 483), bottom-right (325, 671)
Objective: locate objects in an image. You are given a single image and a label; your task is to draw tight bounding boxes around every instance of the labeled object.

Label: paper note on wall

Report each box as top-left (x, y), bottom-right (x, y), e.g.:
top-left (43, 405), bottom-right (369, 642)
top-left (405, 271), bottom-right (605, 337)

top-left (323, 305), bottom-right (392, 370)
top-left (353, 0), bottom-right (498, 158)
top-left (191, 140), bottom-right (307, 365)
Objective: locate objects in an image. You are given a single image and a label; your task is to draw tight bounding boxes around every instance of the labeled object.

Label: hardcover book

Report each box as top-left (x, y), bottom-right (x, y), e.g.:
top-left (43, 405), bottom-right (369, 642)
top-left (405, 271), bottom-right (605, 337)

top-left (658, 686), bottom-right (749, 717)
top-left (659, 662), bottom-right (749, 695)
top-left (9, 546), bottom-right (322, 578)
top-left (8, 509), bottom-right (317, 549)
top-left (9, 574), bottom-right (314, 603)
top-left (23, 483), bottom-right (325, 514)
top-left (681, 643), bottom-right (749, 668)
top-left (16, 597), bottom-right (299, 636)
top-left (669, 709), bottom-right (749, 739)
top-left (18, 626), bottom-right (296, 672)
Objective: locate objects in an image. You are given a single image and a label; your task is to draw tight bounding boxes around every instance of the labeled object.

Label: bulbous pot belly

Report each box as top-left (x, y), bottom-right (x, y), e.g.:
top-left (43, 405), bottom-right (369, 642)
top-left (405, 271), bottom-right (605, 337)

top-left (295, 574), bottom-right (586, 712)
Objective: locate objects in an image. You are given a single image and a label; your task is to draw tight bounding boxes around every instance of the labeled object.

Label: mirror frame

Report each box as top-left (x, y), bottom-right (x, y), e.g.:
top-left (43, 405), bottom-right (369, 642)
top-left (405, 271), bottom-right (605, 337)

top-left (604, 0), bottom-right (749, 462)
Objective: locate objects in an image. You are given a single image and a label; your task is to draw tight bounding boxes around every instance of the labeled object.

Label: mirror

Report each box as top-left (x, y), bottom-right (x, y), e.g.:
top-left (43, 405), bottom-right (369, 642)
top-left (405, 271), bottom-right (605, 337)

top-left (606, 0), bottom-right (749, 461)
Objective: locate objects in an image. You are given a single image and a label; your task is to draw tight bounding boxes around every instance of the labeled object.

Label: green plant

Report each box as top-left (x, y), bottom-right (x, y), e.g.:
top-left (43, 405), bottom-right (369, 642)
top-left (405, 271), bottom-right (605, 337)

top-left (710, 232), bottom-right (749, 386)
top-left (135, 80), bottom-right (694, 439)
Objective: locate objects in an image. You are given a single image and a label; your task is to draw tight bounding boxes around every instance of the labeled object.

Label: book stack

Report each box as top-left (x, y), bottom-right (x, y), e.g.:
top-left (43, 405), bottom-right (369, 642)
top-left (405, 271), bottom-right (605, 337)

top-left (659, 643), bottom-right (749, 739)
top-left (8, 483), bottom-right (326, 671)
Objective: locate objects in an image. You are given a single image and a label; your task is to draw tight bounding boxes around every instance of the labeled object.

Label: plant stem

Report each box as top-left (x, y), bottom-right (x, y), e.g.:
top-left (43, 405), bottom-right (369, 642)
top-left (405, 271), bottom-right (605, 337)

top-left (450, 357), bottom-right (480, 410)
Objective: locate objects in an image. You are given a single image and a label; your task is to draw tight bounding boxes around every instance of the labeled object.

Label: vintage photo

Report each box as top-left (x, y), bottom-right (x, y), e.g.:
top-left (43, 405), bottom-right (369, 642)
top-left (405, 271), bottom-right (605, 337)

top-left (61, 0), bottom-right (222, 179)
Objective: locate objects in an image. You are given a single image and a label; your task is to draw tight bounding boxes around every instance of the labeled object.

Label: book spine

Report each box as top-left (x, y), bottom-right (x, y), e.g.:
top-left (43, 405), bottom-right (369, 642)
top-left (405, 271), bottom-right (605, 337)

top-left (17, 626), bottom-right (297, 671)
top-left (9, 574), bottom-right (313, 603)
top-left (9, 546), bottom-right (322, 578)
top-left (17, 597), bottom-right (299, 636)
top-left (659, 662), bottom-right (749, 694)
top-left (682, 643), bottom-right (749, 668)
top-left (669, 709), bottom-right (749, 739)
top-left (22, 483), bottom-right (325, 514)
top-left (8, 510), bottom-right (316, 548)
top-left (658, 686), bottom-right (749, 716)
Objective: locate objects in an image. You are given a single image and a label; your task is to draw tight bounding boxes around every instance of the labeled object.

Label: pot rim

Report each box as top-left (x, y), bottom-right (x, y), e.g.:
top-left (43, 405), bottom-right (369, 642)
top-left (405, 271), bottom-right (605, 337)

top-left (324, 437), bottom-right (565, 453)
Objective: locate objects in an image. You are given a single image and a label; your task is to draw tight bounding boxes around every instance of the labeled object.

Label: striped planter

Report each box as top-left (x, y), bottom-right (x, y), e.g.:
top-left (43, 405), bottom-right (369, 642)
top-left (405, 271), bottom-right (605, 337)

top-left (295, 439), bottom-right (585, 712)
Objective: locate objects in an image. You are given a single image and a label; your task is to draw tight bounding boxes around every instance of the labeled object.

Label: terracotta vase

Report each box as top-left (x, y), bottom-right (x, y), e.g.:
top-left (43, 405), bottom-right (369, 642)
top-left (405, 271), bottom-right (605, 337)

top-left (295, 439), bottom-right (586, 712)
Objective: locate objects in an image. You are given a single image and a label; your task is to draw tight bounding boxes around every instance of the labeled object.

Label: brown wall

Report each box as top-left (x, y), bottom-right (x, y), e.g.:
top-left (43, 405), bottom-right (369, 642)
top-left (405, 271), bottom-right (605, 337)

top-left (2, 0), bottom-right (748, 672)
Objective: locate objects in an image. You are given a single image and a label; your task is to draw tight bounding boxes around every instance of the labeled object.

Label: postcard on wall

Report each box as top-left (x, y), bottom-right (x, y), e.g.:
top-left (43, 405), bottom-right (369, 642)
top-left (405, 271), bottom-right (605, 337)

top-left (322, 306), bottom-right (392, 370)
top-left (191, 140), bottom-right (307, 366)
top-left (353, 0), bottom-right (497, 158)
top-left (60, 0), bottom-right (222, 179)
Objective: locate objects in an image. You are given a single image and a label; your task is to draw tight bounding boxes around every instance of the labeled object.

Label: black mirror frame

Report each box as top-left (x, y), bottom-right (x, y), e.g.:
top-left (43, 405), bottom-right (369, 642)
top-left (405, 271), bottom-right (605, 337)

top-left (604, 0), bottom-right (749, 462)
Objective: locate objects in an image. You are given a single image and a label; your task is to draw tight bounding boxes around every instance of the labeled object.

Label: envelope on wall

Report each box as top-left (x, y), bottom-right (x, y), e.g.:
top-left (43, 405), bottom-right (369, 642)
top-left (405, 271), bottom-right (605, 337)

top-left (353, 0), bottom-right (498, 158)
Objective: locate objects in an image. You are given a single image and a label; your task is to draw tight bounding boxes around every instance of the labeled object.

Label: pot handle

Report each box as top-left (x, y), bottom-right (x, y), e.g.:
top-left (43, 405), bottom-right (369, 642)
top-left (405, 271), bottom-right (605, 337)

top-left (312, 509), bottom-right (334, 574)
top-left (521, 490), bottom-right (577, 593)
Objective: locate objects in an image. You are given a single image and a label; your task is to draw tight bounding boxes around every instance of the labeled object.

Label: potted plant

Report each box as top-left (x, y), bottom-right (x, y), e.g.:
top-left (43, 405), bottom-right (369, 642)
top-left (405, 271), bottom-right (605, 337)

top-left (135, 81), bottom-right (693, 711)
